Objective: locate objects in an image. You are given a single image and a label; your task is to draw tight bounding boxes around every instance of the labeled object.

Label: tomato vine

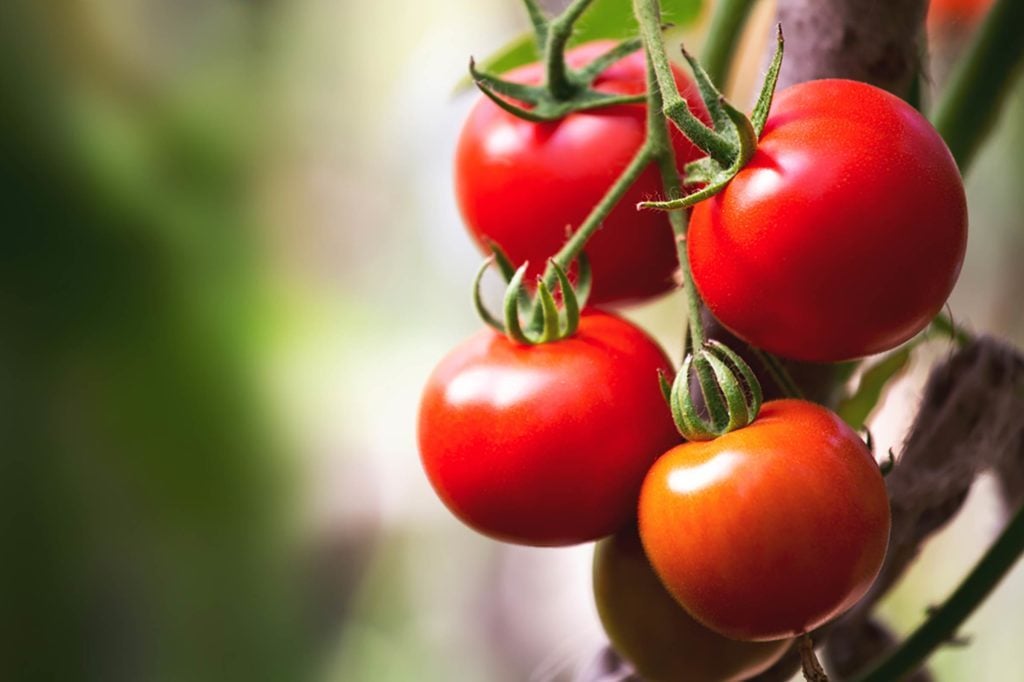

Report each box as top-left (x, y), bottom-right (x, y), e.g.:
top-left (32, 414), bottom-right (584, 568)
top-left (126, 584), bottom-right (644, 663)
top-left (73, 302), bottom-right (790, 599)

top-left (418, 0), bottom-right (1024, 679)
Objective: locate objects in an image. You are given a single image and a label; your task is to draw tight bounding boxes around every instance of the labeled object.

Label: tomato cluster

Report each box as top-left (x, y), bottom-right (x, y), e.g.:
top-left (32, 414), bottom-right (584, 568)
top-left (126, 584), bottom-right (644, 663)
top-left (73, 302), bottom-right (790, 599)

top-left (419, 24), bottom-right (965, 678)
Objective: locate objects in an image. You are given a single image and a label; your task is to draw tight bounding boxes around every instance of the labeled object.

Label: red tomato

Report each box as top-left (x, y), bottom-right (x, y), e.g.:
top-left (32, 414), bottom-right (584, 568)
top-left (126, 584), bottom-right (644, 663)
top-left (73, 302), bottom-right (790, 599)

top-left (418, 312), bottom-right (679, 546)
top-left (638, 399), bottom-right (890, 641)
top-left (928, 0), bottom-right (993, 30)
top-left (455, 42), bottom-right (711, 306)
top-left (688, 79), bottom-right (967, 362)
top-left (594, 526), bottom-right (792, 682)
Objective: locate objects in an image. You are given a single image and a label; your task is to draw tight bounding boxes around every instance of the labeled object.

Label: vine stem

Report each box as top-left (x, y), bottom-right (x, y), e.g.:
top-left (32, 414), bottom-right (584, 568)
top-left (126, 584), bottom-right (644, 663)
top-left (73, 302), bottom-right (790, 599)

top-left (701, 0), bottom-right (759, 88)
top-left (799, 634), bottom-right (830, 681)
top-left (634, 0), bottom-right (735, 165)
top-left (853, 499), bottom-right (1024, 682)
top-left (634, 0), bottom-right (706, 351)
top-left (544, 0), bottom-right (597, 98)
top-left (930, 0), bottom-right (1024, 171)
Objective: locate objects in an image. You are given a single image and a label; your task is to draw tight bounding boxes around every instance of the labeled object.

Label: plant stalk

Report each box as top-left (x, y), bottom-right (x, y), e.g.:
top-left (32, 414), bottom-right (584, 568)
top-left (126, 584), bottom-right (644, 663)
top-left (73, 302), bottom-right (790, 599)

top-left (853, 499), bottom-right (1024, 682)
top-left (701, 0), bottom-right (760, 88)
top-left (639, 41), bottom-right (705, 350)
top-left (634, 0), bottom-right (736, 165)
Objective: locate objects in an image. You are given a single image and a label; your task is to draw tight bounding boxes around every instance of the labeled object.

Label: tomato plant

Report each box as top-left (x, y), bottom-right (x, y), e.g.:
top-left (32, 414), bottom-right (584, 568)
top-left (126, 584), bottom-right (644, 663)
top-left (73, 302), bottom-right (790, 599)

top-left (687, 79), bottom-right (968, 362)
top-left (455, 41), bottom-right (711, 306)
top-left (418, 311), bottom-right (679, 546)
top-left (594, 526), bottom-right (792, 681)
top-left (638, 399), bottom-right (891, 641)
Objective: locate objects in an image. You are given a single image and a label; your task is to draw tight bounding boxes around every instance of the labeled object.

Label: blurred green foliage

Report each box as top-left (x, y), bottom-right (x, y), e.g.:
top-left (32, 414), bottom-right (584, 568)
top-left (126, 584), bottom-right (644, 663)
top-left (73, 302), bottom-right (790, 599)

top-left (0, 2), bottom-right (311, 680)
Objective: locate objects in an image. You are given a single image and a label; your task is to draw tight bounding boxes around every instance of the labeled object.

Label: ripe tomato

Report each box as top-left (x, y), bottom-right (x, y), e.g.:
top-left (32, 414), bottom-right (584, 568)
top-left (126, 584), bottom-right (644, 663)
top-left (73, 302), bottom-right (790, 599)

top-left (594, 526), bottom-right (792, 682)
top-left (638, 399), bottom-right (890, 641)
top-left (688, 79), bottom-right (967, 362)
top-left (418, 312), bottom-right (679, 546)
top-left (928, 0), bottom-right (993, 30)
top-left (455, 41), bottom-right (711, 306)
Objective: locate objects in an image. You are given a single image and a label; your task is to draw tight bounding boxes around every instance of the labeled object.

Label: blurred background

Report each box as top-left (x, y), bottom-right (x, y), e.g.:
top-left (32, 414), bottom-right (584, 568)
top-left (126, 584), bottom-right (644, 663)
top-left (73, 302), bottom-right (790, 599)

top-left (0, 0), bottom-right (1020, 680)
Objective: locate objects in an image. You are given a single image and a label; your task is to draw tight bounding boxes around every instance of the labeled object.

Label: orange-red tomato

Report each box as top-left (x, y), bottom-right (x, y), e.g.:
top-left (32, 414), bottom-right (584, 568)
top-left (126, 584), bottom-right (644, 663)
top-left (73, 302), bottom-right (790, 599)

top-left (594, 526), bottom-right (792, 682)
top-left (638, 399), bottom-right (891, 641)
top-left (419, 312), bottom-right (679, 546)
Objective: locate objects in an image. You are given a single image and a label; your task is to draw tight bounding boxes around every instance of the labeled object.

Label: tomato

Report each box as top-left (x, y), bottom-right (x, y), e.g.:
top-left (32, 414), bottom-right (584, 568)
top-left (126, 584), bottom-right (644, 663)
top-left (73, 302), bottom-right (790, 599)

top-left (418, 312), bottom-right (679, 546)
top-left (455, 41), bottom-right (711, 306)
top-left (688, 79), bottom-right (967, 362)
top-left (928, 0), bottom-right (993, 30)
top-left (594, 526), bottom-right (792, 682)
top-left (638, 399), bottom-right (890, 641)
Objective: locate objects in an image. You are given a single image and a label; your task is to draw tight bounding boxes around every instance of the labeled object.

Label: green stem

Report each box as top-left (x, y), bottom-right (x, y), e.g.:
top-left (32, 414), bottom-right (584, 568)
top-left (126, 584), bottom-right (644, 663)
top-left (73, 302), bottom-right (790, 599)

top-left (521, 0), bottom-right (549, 48)
top-left (640, 40), bottom-right (705, 350)
top-left (549, 144), bottom-right (653, 274)
top-left (634, 0), bottom-right (736, 165)
top-left (545, 0), bottom-right (598, 99)
top-left (701, 0), bottom-right (759, 88)
top-left (930, 0), bottom-right (1024, 172)
top-left (853, 500), bottom-right (1024, 682)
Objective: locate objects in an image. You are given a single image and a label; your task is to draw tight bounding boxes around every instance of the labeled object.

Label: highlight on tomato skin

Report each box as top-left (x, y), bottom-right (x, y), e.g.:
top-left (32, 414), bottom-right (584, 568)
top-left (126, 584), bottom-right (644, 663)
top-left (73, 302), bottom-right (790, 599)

top-left (417, 311), bottom-right (681, 546)
top-left (593, 526), bottom-right (792, 682)
top-left (638, 399), bottom-right (891, 641)
top-left (687, 78), bottom-right (967, 363)
top-left (455, 41), bottom-right (711, 307)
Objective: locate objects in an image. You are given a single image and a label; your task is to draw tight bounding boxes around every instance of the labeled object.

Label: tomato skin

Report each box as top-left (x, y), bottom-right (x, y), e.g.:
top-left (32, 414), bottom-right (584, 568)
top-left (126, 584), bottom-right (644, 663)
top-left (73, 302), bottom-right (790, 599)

top-left (455, 42), bottom-right (710, 306)
top-left (594, 526), bottom-right (792, 682)
top-left (638, 399), bottom-right (890, 641)
top-left (688, 79), bottom-right (967, 362)
top-left (418, 312), bottom-right (680, 546)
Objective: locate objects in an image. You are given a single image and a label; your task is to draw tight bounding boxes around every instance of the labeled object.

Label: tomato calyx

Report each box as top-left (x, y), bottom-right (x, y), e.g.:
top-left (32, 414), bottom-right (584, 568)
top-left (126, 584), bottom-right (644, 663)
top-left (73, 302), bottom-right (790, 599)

top-left (468, 0), bottom-right (653, 122)
top-left (468, 41), bottom-right (648, 123)
top-left (472, 244), bottom-right (592, 345)
top-left (637, 23), bottom-right (785, 211)
top-left (660, 339), bottom-right (763, 441)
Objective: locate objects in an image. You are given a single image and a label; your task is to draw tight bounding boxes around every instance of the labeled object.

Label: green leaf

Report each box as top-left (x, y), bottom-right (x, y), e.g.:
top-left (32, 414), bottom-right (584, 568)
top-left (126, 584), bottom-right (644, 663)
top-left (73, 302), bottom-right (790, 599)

top-left (458, 0), bottom-right (703, 89)
top-left (837, 348), bottom-right (913, 431)
top-left (575, 0), bottom-right (703, 42)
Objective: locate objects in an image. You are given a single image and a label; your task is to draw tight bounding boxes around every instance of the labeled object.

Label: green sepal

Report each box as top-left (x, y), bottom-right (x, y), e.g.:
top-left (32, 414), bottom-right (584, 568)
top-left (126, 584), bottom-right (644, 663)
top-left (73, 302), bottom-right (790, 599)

top-left (472, 257), bottom-right (507, 334)
top-left (466, 7), bottom-right (655, 123)
top-left (657, 368), bottom-right (674, 407)
top-left (678, 44), bottom-right (730, 137)
top-left (470, 54), bottom-right (648, 123)
top-left (551, 259), bottom-right (581, 337)
top-left (683, 156), bottom-right (724, 186)
top-left (473, 253), bottom-right (589, 345)
top-left (750, 24), bottom-right (784, 138)
top-left (669, 340), bottom-right (763, 441)
top-left (640, 96), bottom-right (757, 210)
top-left (535, 278), bottom-right (561, 342)
top-left (503, 264), bottom-right (533, 344)
top-left (640, 25), bottom-right (784, 211)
